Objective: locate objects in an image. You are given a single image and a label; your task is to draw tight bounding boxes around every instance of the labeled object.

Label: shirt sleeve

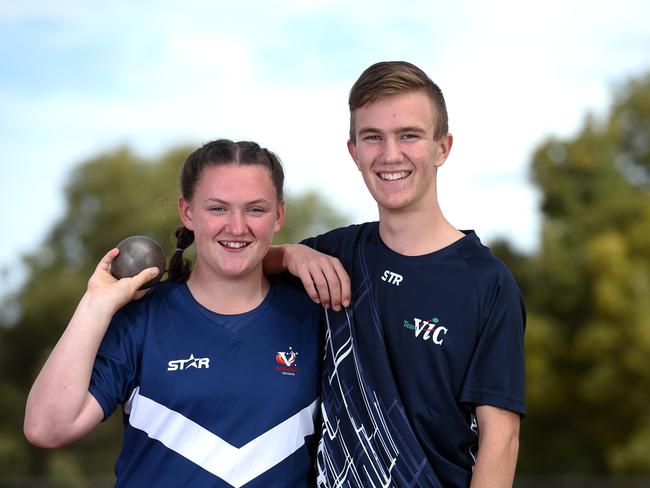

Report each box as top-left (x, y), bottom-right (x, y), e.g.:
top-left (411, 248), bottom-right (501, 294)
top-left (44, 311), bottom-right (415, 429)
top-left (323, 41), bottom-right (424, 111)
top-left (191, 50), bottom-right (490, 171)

top-left (88, 305), bottom-right (144, 420)
top-left (460, 267), bottom-right (526, 416)
top-left (300, 224), bottom-right (366, 267)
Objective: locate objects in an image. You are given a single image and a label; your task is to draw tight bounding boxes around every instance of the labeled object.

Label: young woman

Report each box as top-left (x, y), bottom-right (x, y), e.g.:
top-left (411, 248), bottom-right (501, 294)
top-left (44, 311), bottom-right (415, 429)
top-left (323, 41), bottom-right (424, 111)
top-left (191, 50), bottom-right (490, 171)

top-left (24, 139), bottom-right (322, 487)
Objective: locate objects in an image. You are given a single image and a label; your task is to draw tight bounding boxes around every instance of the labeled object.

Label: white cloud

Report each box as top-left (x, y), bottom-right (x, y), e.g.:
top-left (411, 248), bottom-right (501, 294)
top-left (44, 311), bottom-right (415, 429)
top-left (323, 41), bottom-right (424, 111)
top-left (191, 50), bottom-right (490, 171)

top-left (2, 0), bottom-right (650, 293)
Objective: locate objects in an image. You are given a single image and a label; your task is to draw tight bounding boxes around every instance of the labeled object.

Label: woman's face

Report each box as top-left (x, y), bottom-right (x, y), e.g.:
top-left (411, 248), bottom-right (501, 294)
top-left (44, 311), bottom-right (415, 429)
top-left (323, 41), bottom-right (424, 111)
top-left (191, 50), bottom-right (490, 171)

top-left (179, 164), bottom-right (284, 281)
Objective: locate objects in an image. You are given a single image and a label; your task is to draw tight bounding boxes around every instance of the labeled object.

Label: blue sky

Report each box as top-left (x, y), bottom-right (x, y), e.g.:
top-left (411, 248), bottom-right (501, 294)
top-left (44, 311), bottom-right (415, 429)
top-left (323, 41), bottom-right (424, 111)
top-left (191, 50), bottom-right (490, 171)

top-left (2, 0), bottom-right (650, 293)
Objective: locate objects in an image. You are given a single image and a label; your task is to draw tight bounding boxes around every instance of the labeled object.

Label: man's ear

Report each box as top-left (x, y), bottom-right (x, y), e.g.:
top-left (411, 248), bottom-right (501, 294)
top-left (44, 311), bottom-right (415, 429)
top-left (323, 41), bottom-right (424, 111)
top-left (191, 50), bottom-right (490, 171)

top-left (347, 139), bottom-right (360, 170)
top-left (434, 133), bottom-right (454, 168)
top-left (178, 197), bottom-right (194, 230)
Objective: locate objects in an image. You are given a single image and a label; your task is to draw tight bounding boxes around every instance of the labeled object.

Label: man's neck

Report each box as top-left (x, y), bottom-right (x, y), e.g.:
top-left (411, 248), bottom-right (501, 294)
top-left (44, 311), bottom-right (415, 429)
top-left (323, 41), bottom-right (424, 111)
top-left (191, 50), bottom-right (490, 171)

top-left (378, 207), bottom-right (464, 256)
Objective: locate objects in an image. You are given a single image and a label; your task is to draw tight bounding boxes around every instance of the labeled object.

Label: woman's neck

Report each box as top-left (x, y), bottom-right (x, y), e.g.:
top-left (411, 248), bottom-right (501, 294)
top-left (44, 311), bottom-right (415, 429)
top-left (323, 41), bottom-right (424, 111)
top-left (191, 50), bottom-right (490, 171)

top-left (186, 266), bottom-right (270, 315)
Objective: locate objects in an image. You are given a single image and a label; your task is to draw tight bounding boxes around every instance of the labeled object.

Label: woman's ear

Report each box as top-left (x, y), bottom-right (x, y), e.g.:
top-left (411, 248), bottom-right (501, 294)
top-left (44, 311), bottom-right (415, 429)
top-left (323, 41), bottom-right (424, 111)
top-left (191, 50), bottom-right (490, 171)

top-left (178, 197), bottom-right (194, 230)
top-left (274, 200), bottom-right (286, 233)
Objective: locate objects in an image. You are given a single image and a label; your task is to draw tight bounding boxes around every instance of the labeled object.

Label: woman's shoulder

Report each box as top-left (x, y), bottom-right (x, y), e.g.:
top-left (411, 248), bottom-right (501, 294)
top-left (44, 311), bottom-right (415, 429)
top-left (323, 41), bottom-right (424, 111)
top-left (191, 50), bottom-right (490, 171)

top-left (269, 279), bottom-right (321, 316)
top-left (116, 280), bottom-right (185, 318)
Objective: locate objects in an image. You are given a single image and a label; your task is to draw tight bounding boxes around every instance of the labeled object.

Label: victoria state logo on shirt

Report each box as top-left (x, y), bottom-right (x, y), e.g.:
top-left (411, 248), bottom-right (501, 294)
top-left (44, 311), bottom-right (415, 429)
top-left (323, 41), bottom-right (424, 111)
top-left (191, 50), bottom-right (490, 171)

top-left (402, 317), bottom-right (448, 346)
top-left (275, 347), bottom-right (300, 376)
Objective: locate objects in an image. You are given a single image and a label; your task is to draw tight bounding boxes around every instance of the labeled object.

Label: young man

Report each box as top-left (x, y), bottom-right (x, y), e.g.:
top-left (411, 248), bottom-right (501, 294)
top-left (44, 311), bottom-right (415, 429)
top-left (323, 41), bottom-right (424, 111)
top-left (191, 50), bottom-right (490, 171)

top-left (268, 61), bottom-right (526, 487)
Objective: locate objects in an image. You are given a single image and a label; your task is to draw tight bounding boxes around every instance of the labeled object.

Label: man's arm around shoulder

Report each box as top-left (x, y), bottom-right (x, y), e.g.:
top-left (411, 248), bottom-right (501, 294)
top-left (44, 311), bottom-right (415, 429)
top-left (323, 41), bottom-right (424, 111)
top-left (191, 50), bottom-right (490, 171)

top-left (263, 244), bottom-right (351, 310)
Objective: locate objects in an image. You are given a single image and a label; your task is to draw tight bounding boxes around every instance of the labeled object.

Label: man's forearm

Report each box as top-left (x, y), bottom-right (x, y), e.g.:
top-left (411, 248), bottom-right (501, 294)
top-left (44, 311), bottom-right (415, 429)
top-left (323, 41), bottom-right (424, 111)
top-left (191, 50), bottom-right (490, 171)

top-left (470, 436), bottom-right (518, 487)
top-left (470, 405), bottom-right (520, 488)
top-left (263, 245), bottom-right (289, 276)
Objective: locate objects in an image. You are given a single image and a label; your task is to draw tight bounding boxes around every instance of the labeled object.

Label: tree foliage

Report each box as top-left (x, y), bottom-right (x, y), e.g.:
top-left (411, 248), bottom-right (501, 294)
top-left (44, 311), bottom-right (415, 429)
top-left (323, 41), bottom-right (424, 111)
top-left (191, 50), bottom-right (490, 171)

top-left (0, 145), bottom-right (349, 482)
top-left (516, 72), bottom-right (650, 474)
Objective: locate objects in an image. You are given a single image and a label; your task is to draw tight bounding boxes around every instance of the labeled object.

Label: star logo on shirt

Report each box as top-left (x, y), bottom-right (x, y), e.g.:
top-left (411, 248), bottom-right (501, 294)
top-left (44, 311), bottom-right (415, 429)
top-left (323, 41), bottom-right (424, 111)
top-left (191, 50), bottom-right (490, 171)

top-left (167, 353), bottom-right (210, 371)
top-left (184, 354), bottom-right (199, 368)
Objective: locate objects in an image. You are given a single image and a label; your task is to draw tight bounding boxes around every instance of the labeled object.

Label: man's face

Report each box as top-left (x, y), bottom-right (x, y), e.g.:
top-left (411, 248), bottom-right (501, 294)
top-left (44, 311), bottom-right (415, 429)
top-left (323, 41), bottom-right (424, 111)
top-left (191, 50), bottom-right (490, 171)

top-left (348, 90), bottom-right (451, 215)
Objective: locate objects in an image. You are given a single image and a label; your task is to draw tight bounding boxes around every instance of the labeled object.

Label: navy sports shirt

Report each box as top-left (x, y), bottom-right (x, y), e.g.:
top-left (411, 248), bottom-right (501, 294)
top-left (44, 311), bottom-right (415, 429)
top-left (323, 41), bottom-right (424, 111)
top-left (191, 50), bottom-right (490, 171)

top-left (304, 223), bottom-right (526, 488)
top-left (89, 280), bottom-right (321, 487)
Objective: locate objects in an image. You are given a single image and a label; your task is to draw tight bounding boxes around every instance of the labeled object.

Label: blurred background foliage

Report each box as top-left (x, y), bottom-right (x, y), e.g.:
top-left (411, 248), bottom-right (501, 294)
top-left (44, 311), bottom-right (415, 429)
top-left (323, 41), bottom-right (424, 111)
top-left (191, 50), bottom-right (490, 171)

top-left (496, 70), bottom-right (650, 476)
top-left (1, 70), bottom-right (650, 484)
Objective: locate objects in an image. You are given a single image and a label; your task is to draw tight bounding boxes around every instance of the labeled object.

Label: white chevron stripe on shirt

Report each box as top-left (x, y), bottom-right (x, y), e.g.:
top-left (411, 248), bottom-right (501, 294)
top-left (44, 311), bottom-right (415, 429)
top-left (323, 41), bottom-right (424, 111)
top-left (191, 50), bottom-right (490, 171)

top-left (125, 387), bottom-right (318, 487)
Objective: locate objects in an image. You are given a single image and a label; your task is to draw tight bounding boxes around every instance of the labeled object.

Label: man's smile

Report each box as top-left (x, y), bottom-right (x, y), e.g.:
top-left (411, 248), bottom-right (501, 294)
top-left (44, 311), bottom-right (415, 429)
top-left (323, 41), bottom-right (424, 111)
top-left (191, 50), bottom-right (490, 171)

top-left (378, 170), bottom-right (411, 181)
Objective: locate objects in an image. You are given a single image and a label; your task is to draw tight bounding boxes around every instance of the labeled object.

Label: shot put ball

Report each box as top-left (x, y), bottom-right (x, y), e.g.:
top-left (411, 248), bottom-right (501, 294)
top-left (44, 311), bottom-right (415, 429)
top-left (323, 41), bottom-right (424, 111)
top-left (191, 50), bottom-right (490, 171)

top-left (111, 235), bottom-right (166, 289)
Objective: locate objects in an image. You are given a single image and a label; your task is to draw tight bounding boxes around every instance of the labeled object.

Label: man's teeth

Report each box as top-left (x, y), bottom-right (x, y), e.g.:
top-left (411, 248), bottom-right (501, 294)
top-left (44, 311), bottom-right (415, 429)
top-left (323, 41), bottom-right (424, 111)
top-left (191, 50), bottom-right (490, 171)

top-left (380, 171), bottom-right (409, 181)
top-left (220, 241), bottom-right (249, 249)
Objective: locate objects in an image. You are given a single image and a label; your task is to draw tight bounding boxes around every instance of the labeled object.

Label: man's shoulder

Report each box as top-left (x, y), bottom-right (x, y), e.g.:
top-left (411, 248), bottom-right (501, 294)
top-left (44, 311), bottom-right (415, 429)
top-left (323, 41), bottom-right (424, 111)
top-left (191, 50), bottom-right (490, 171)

top-left (302, 221), bottom-right (378, 255)
top-left (312, 221), bottom-right (378, 241)
top-left (455, 232), bottom-right (522, 299)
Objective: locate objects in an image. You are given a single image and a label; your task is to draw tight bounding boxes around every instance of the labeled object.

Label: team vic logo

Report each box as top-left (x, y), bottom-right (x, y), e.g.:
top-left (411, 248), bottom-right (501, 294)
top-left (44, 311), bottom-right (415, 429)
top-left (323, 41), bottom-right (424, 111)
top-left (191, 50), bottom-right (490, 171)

top-left (167, 353), bottom-right (210, 371)
top-left (275, 347), bottom-right (300, 376)
top-left (402, 317), bottom-right (448, 345)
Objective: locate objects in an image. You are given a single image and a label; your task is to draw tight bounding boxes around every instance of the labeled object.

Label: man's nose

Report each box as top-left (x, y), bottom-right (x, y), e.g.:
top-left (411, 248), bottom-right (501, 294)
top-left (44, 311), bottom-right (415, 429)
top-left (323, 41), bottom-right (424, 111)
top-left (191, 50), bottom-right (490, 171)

top-left (381, 137), bottom-right (402, 164)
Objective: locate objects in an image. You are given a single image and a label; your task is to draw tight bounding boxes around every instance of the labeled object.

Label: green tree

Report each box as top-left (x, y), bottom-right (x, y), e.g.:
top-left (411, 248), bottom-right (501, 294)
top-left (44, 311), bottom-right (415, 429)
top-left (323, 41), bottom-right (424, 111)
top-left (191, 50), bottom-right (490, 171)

top-left (0, 144), bottom-right (349, 483)
top-left (518, 72), bottom-right (650, 474)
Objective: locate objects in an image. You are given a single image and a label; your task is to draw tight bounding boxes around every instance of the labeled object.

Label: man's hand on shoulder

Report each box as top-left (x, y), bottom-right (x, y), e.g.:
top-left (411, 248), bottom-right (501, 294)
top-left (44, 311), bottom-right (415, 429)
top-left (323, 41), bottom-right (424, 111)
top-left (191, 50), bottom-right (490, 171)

top-left (264, 244), bottom-right (351, 311)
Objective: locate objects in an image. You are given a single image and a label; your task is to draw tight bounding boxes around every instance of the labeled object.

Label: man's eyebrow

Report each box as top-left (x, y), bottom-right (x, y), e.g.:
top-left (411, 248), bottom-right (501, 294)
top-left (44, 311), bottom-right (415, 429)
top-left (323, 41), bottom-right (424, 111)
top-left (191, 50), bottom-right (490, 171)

top-left (358, 126), bottom-right (428, 136)
top-left (357, 127), bottom-right (382, 135)
top-left (397, 126), bottom-right (427, 134)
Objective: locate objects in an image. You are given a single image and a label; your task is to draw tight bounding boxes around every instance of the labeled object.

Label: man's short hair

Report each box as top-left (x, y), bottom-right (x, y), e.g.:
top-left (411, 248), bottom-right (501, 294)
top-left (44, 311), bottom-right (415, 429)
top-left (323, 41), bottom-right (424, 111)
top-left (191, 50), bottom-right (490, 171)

top-left (348, 61), bottom-right (448, 142)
